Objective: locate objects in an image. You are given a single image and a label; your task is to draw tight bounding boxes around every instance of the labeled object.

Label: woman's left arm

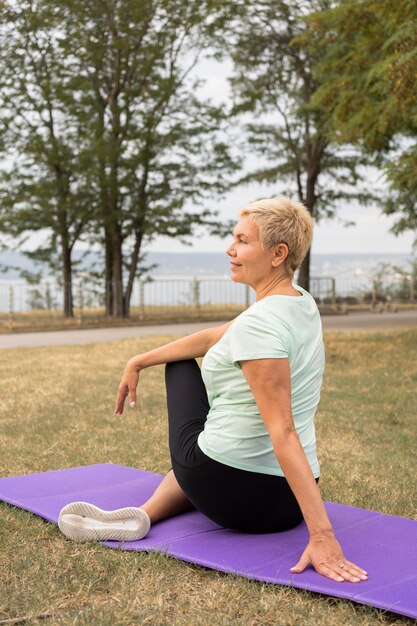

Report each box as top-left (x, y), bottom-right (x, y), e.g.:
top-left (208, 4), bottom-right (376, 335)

top-left (241, 358), bottom-right (368, 584)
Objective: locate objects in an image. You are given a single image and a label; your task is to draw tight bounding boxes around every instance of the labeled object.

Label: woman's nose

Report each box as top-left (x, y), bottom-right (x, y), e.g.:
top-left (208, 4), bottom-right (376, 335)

top-left (226, 241), bottom-right (236, 257)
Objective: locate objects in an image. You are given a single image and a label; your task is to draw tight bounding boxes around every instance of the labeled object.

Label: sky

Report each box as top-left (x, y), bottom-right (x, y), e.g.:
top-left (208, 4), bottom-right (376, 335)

top-left (7, 52), bottom-right (415, 259)
top-left (148, 56), bottom-right (415, 256)
top-left (149, 184), bottom-right (415, 255)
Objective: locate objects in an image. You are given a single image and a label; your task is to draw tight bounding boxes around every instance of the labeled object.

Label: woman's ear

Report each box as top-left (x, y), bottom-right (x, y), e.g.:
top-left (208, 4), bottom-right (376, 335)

top-left (271, 243), bottom-right (288, 267)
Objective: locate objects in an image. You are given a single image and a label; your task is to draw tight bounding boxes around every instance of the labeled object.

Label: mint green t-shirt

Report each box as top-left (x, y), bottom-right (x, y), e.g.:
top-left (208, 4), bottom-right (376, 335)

top-left (197, 286), bottom-right (324, 478)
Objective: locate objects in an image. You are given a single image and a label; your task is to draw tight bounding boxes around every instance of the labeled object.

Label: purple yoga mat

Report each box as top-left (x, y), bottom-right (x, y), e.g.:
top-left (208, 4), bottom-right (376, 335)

top-left (0, 463), bottom-right (416, 619)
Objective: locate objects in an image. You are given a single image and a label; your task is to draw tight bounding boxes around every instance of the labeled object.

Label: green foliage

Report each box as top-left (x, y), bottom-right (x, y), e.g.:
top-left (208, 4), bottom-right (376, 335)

top-left (224, 0), bottom-right (374, 218)
top-left (308, 0), bottom-right (417, 149)
top-left (26, 282), bottom-right (58, 310)
top-left (384, 149), bottom-right (417, 237)
top-left (220, 0), bottom-right (376, 289)
top-left (0, 0), bottom-right (103, 314)
top-left (0, 0), bottom-right (240, 317)
top-left (306, 0), bottom-right (417, 238)
top-left (369, 258), bottom-right (417, 300)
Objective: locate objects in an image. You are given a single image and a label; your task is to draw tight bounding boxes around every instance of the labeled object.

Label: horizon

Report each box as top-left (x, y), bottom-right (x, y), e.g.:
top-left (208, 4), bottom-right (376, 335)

top-left (0, 248), bottom-right (414, 284)
top-left (143, 202), bottom-right (415, 255)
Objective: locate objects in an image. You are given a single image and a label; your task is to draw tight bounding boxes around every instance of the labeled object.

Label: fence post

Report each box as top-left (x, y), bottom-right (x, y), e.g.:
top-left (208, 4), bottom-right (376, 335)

top-left (8, 284), bottom-right (14, 330)
top-left (410, 276), bottom-right (415, 302)
top-left (331, 278), bottom-right (337, 308)
top-left (245, 284), bottom-right (250, 308)
top-left (193, 277), bottom-right (201, 315)
top-left (139, 278), bottom-right (145, 320)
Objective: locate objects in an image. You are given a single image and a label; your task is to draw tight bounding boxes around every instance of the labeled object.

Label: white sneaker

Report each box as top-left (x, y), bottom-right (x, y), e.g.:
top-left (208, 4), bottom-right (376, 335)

top-left (58, 502), bottom-right (151, 542)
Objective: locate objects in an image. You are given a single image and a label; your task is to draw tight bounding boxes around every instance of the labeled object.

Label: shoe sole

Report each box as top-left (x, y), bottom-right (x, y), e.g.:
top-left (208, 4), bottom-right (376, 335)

top-left (58, 502), bottom-right (151, 542)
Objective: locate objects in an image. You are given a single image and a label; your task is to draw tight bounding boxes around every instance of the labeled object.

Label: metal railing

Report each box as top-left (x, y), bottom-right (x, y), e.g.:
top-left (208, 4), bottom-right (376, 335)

top-left (1, 276), bottom-right (253, 316)
top-left (0, 274), bottom-right (415, 326)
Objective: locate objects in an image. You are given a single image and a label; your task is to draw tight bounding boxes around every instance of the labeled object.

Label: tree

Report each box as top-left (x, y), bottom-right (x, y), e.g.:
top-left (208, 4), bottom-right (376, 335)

top-left (65, 0), bottom-right (238, 317)
top-left (306, 0), bottom-right (417, 241)
top-left (0, 0), bottom-right (239, 318)
top-left (223, 0), bottom-right (374, 290)
top-left (0, 1), bottom-right (93, 317)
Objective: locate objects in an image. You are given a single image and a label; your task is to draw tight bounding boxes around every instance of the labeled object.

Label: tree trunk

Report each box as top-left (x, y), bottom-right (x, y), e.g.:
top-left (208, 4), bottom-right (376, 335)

top-left (62, 244), bottom-right (73, 318)
top-left (299, 145), bottom-right (322, 293)
top-left (123, 146), bottom-right (149, 317)
top-left (111, 226), bottom-right (124, 317)
top-left (95, 101), bottom-right (112, 316)
top-left (53, 164), bottom-right (74, 317)
top-left (104, 228), bottom-right (113, 316)
top-left (108, 102), bottom-right (123, 316)
top-left (297, 250), bottom-right (310, 292)
top-left (124, 231), bottom-right (144, 317)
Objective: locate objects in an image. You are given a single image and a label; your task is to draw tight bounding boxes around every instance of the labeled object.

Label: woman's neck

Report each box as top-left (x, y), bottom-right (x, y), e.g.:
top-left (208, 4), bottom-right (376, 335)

top-left (255, 274), bottom-right (300, 301)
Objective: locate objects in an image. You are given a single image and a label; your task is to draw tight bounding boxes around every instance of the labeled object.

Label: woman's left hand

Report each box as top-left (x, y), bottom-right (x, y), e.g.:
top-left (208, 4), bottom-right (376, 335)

top-left (290, 531), bottom-right (368, 583)
top-left (114, 361), bottom-right (140, 415)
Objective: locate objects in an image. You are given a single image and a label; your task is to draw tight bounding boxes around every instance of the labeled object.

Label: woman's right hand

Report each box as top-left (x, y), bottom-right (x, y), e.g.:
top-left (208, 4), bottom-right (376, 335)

top-left (290, 530), bottom-right (368, 583)
top-left (114, 361), bottom-right (140, 415)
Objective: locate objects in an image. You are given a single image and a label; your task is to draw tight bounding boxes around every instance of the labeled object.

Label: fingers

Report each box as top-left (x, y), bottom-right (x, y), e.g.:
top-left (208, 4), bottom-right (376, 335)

top-left (129, 387), bottom-right (137, 408)
top-left (318, 559), bottom-right (368, 584)
top-left (290, 550), bottom-right (310, 574)
top-left (114, 384), bottom-right (128, 415)
top-left (317, 563), bottom-right (347, 583)
top-left (114, 368), bottom-right (139, 415)
top-left (339, 559), bottom-right (368, 582)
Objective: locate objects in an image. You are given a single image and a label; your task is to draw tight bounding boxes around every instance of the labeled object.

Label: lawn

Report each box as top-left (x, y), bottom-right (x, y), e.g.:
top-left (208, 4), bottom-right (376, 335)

top-left (0, 328), bottom-right (416, 625)
top-left (0, 305), bottom-right (243, 334)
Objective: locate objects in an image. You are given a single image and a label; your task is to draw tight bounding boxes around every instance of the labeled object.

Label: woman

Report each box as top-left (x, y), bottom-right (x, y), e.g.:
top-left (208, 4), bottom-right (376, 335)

top-left (59, 197), bottom-right (367, 584)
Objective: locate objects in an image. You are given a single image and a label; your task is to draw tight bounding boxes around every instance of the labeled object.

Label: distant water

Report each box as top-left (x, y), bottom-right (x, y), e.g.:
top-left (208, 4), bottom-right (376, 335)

top-left (146, 252), bottom-right (413, 279)
top-left (309, 253), bottom-right (413, 280)
top-left (0, 250), bottom-right (413, 280)
top-left (0, 250), bottom-right (414, 312)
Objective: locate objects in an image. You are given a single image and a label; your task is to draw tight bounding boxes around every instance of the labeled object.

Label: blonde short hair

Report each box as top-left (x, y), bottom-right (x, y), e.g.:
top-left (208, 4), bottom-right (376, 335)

top-left (240, 196), bottom-right (313, 275)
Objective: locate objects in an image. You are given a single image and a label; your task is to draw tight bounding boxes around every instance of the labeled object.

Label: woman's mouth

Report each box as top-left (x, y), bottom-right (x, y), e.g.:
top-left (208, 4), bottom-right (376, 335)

top-left (230, 262), bottom-right (241, 270)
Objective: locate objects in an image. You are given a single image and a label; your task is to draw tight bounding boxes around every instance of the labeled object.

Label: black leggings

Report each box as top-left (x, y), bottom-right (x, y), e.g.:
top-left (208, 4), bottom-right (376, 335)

top-left (166, 359), bottom-right (317, 533)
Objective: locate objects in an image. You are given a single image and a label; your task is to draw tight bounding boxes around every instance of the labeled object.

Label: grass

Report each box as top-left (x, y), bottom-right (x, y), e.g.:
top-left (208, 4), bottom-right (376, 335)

top-left (0, 329), bottom-right (416, 625)
top-left (2, 302), bottom-right (415, 334)
top-left (0, 305), bottom-right (244, 334)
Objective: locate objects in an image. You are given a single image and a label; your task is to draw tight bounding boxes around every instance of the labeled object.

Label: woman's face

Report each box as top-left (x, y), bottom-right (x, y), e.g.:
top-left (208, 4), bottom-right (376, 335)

top-left (226, 215), bottom-right (277, 288)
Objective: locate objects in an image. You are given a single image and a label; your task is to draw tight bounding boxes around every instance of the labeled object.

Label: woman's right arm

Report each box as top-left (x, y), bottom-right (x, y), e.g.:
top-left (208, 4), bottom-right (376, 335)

top-left (114, 320), bottom-right (233, 414)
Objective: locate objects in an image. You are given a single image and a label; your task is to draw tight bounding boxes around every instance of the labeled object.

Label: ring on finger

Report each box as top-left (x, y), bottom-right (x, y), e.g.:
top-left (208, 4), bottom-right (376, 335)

top-left (339, 563), bottom-right (345, 569)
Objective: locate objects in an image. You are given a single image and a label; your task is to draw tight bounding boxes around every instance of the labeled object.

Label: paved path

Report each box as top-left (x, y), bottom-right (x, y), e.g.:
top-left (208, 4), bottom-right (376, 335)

top-left (1, 310), bottom-right (417, 349)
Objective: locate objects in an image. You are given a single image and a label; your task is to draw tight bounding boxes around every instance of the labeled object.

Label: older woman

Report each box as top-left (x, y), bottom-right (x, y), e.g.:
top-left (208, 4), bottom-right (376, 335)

top-left (59, 197), bottom-right (367, 584)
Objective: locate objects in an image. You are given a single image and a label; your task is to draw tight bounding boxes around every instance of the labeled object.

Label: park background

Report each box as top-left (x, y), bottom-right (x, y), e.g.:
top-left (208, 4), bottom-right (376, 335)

top-left (1, 1), bottom-right (416, 625)
top-left (0, 0), bottom-right (417, 325)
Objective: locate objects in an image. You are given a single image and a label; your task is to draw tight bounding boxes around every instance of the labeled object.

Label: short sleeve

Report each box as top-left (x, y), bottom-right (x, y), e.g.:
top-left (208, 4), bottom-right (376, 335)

top-left (229, 310), bottom-right (289, 367)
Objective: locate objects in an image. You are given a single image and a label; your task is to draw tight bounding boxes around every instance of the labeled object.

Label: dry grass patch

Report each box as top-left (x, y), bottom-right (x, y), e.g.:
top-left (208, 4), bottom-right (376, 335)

top-left (0, 329), bottom-right (416, 625)
top-left (0, 305), bottom-right (242, 334)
